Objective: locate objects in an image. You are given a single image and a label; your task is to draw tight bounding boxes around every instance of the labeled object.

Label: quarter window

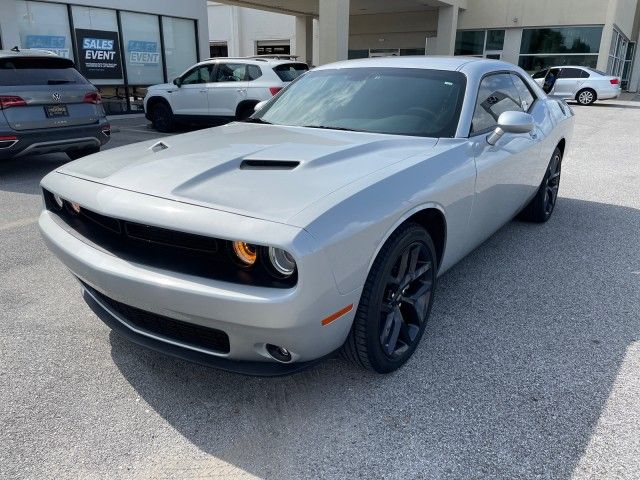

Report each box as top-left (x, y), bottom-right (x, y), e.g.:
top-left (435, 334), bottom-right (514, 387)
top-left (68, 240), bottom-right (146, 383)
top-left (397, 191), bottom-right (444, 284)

top-left (510, 74), bottom-right (536, 111)
top-left (471, 73), bottom-right (524, 135)
top-left (247, 65), bottom-right (262, 81)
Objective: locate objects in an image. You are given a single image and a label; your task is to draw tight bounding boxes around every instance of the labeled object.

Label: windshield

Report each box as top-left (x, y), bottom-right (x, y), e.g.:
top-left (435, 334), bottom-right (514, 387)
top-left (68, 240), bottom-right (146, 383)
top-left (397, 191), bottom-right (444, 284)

top-left (0, 56), bottom-right (88, 86)
top-left (254, 67), bottom-right (466, 138)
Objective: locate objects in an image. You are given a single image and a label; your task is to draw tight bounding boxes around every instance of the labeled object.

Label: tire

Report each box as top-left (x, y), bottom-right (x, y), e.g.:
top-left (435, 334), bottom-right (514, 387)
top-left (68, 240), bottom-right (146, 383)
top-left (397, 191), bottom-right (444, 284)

top-left (150, 102), bottom-right (175, 132)
top-left (518, 147), bottom-right (562, 223)
top-left (341, 222), bottom-right (437, 373)
top-left (576, 88), bottom-right (596, 105)
top-left (67, 146), bottom-right (100, 160)
top-left (236, 102), bottom-right (257, 121)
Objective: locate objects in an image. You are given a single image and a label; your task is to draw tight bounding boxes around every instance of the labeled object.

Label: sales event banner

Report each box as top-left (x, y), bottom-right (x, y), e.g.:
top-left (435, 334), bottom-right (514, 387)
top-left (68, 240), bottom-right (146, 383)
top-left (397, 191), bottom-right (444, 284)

top-left (75, 28), bottom-right (123, 80)
top-left (127, 40), bottom-right (160, 65)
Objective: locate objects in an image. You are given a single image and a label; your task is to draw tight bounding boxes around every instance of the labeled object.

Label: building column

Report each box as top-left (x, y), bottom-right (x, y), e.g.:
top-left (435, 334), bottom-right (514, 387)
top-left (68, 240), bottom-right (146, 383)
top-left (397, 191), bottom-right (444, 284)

top-left (318, 0), bottom-right (350, 65)
top-left (435, 5), bottom-right (458, 56)
top-left (294, 16), bottom-right (314, 65)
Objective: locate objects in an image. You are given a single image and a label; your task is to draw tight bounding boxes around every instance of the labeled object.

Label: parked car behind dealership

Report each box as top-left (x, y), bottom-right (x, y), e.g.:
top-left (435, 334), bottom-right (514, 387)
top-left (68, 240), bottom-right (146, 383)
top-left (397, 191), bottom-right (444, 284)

top-left (143, 56), bottom-right (309, 132)
top-left (532, 65), bottom-right (621, 105)
top-left (0, 49), bottom-right (110, 161)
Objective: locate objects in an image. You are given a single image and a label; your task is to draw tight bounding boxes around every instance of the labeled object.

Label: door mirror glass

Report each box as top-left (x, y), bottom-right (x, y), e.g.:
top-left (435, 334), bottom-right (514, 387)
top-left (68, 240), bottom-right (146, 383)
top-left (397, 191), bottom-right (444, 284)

top-left (487, 111), bottom-right (534, 145)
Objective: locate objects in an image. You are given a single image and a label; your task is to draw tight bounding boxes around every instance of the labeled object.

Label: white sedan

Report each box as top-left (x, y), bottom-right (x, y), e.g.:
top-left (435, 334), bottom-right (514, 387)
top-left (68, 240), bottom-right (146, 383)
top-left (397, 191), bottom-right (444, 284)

top-left (39, 57), bottom-right (574, 375)
top-left (531, 65), bottom-right (621, 105)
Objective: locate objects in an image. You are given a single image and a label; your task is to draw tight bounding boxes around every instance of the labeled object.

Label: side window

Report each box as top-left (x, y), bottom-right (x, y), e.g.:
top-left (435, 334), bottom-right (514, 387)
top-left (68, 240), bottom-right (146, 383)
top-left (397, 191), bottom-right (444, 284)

top-left (247, 64), bottom-right (263, 81)
top-left (510, 74), bottom-right (536, 111)
top-left (181, 65), bottom-right (212, 85)
top-left (215, 63), bottom-right (247, 82)
top-left (558, 68), bottom-right (583, 79)
top-left (532, 69), bottom-right (548, 79)
top-left (580, 69), bottom-right (591, 78)
top-left (471, 73), bottom-right (524, 134)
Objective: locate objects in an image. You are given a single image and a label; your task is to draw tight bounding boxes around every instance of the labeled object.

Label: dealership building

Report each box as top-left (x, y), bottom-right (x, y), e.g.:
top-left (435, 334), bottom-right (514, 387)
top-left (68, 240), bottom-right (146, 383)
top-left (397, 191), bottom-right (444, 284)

top-left (209, 0), bottom-right (640, 92)
top-left (0, 0), bottom-right (209, 113)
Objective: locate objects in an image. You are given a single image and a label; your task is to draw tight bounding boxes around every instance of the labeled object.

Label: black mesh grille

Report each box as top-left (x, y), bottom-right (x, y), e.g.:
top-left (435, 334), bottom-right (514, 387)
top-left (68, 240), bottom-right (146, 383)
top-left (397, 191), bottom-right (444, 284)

top-left (88, 285), bottom-right (230, 354)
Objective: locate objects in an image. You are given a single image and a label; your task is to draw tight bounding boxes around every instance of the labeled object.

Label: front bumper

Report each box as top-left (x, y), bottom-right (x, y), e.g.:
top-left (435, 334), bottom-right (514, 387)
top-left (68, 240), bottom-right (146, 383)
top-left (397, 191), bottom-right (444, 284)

top-left (0, 120), bottom-right (110, 160)
top-left (38, 174), bottom-right (359, 373)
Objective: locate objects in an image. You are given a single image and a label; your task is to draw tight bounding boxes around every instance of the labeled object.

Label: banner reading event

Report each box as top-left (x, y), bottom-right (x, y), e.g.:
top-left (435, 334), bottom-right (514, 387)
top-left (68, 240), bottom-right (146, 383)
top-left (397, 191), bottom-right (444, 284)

top-left (75, 28), bottom-right (123, 80)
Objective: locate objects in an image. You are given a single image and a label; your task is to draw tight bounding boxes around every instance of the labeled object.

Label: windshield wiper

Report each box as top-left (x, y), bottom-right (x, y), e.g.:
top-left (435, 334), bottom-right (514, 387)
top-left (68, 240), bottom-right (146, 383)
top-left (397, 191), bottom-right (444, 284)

top-left (302, 125), bottom-right (363, 133)
top-left (240, 117), bottom-right (272, 124)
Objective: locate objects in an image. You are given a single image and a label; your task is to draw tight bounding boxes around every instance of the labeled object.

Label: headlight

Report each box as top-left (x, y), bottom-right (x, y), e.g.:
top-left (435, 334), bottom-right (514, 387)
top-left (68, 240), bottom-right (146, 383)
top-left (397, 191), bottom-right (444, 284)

top-left (268, 247), bottom-right (296, 277)
top-left (232, 241), bottom-right (257, 266)
top-left (52, 194), bottom-right (64, 209)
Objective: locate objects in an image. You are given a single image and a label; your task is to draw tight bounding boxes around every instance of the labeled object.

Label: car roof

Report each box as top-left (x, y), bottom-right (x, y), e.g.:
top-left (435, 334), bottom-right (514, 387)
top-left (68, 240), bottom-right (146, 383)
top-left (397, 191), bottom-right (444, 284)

top-left (314, 56), bottom-right (521, 75)
top-left (197, 57), bottom-right (305, 67)
top-left (0, 48), bottom-right (61, 59)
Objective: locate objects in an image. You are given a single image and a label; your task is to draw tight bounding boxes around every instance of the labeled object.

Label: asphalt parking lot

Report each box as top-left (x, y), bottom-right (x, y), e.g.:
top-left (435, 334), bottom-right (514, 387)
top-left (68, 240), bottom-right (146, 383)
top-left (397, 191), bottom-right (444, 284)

top-left (1, 102), bottom-right (639, 479)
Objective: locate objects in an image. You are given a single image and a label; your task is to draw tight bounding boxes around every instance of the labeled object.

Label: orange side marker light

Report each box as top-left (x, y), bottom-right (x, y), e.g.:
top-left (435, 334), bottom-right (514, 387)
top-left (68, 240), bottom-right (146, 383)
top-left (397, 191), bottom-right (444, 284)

top-left (321, 304), bottom-right (354, 326)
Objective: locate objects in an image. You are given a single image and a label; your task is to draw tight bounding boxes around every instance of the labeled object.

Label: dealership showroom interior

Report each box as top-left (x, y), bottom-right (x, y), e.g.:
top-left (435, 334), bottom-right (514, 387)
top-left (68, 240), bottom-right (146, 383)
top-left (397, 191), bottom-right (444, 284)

top-left (2, 0), bottom-right (640, 479)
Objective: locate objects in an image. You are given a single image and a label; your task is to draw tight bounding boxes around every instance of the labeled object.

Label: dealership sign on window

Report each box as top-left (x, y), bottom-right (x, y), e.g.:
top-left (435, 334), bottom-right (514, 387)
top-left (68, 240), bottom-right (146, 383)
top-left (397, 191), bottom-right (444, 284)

top-left (75, 28), bottom-right (123, 80)
top-left (25, 35), bottom-right (70, 58)
top-left (128, 40), bottom-right (160, 65)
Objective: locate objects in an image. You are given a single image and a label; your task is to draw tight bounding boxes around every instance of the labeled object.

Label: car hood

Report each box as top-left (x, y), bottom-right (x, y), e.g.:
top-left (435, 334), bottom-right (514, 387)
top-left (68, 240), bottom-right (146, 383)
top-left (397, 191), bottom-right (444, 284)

top-left (56, 122), bottom-right (438, 224)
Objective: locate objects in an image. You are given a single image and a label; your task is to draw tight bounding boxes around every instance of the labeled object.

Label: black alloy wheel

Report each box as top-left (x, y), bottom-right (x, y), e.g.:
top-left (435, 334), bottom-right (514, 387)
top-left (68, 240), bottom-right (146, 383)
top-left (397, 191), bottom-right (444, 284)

top-left (518, 147), bottom-right (563, 223)
top-left (342, 223), bottom-right (437, 373)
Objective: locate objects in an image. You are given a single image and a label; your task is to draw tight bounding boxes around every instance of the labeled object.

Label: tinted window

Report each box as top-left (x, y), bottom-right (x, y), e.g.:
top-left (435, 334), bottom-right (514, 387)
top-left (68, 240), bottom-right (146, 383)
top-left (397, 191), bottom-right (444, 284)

top-left (532, 69), bottom-right (548, 79)
top-left (511, 74), bottom-right (536, 111)
top-left (256, 68), bottom-right (466, 138)
top-left (471, 73), bottom-right (523, 134)
top-left (181, 65), bottom-right (213, 85)
top-left (455, 30), bottom-right (485, 56)
top-left (0, 56), bottom-right (88, 86)
top-left (247, 64), bottom-right (262, 81)
top-left (520, 27), bottom-right (603, 54)
top-left (215, 63), bottom-right (247, 82)
top-left (486, 30), bottom-right (505, 50)
top-left (558, 68), bottom-right (584, 79)
top-left (272, 63), bottom-right (309, 82)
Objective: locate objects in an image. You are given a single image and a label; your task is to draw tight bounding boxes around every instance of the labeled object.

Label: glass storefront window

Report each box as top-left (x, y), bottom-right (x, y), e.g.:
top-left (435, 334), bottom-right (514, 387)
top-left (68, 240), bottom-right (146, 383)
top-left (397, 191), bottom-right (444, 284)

top-left (120, 12), bottom-right (164, 86)
top-left (520, 27), bottom-right (603, 55)
top-left (518, 54), bottom-right (598, 73)
top-left (16, 1), bottom-right (73, 60)
top-left (455, 30), bottom-right (485, 56)
top-left (162, 17), bottom-right (197, 81)
top-left (486, 30), bottom-right (505, 51)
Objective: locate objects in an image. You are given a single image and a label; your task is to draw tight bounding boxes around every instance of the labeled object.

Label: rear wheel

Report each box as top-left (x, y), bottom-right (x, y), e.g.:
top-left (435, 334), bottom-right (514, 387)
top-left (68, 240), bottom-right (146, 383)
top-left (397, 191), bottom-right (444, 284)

top-left (150, 102), bottom-right (175, 132)
top-left (342, 223), bottom-right (437, 373)
top-left (518, 147), bottom-right (562, 223)
top-left (67, 146), bottom-right (99, 160)
top-left (576, 88), bottom-right (596, 105)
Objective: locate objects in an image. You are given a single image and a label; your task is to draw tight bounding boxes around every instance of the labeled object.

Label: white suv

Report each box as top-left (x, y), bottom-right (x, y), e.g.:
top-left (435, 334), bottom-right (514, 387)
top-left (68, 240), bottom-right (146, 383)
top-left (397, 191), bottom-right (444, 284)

top-left (144, 57), bottom-right (308, 132)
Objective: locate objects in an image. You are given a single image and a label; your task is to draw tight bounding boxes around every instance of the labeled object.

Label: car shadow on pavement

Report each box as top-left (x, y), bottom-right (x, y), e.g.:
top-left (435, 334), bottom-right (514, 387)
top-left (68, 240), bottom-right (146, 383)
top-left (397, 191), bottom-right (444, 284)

top-left (108, 196), bottom-right (640, 479)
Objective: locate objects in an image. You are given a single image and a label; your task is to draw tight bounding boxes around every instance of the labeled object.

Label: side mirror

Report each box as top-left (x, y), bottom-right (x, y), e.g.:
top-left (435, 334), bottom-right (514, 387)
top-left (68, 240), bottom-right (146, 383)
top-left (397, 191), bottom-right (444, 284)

top-left (254, 100), bottom-right (268, 112)
top-left (173, 77), bottom-right (182, 88)
top-left (486, 111), bottom-right (534, 146)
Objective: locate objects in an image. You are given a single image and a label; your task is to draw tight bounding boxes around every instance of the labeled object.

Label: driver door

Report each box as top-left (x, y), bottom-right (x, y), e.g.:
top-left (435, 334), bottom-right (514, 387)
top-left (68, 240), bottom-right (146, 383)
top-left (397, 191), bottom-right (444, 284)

top-left (171, 64), bottom-right (214, 116)
top-left (468, 73), bottom-right (542, 242)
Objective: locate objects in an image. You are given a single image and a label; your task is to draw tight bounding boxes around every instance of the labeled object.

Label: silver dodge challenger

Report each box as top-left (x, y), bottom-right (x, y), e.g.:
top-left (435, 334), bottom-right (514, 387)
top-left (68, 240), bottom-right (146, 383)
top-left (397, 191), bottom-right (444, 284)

top-left (39, 57), bottom-right (574, 375)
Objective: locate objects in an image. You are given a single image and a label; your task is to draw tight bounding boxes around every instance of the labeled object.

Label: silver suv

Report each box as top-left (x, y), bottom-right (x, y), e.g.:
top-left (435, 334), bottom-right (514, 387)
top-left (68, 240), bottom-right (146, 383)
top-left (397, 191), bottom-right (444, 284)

top-left (144, 56), bottom-right (308, 132)
top-left (0, 49), bottom-right (110, 161)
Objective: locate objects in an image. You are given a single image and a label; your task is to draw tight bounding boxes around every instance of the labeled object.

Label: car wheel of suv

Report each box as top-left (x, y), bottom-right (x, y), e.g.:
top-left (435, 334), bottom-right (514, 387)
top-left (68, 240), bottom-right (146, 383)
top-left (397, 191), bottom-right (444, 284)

top-left (342, 222), bottom-right (437, 373)
top-left (67, 146), bottom-right (100, 160)
top-left (150, 102), bottom-right (175, 132)
top-left (576, 88), bottom-right (596, 105)
top-left (518, 147), bottom-right (562, 223)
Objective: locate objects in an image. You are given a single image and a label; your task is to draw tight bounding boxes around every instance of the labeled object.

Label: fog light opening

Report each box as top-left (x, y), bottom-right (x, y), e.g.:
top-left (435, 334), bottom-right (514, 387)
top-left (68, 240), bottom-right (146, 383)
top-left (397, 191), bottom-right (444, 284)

top-left (266, 344), bottom-right (292, 363)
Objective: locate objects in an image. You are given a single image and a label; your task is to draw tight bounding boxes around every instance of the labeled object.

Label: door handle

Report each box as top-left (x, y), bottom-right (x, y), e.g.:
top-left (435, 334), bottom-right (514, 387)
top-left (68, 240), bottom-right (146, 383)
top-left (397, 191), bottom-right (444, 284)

top-left (199, 89), bottom-right (208, 93)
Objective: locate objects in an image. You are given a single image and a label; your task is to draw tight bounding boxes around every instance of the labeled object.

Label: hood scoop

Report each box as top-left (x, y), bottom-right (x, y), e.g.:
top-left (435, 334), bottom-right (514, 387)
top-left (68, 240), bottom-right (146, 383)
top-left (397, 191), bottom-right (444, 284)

top-left (239, 159), bottom-right (300, 170)
top-left (150, 141), bottom-right (170, 153)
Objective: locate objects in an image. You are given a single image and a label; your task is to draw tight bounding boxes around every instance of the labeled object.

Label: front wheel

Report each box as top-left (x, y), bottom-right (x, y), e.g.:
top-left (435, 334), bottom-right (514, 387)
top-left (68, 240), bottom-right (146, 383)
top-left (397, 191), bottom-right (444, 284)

top-left (342, 223), bottom-right (437, 373)
top-left (518, 147), bottom-right (562, 223)
top-left (150, 102), bottom-right (175, 132)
